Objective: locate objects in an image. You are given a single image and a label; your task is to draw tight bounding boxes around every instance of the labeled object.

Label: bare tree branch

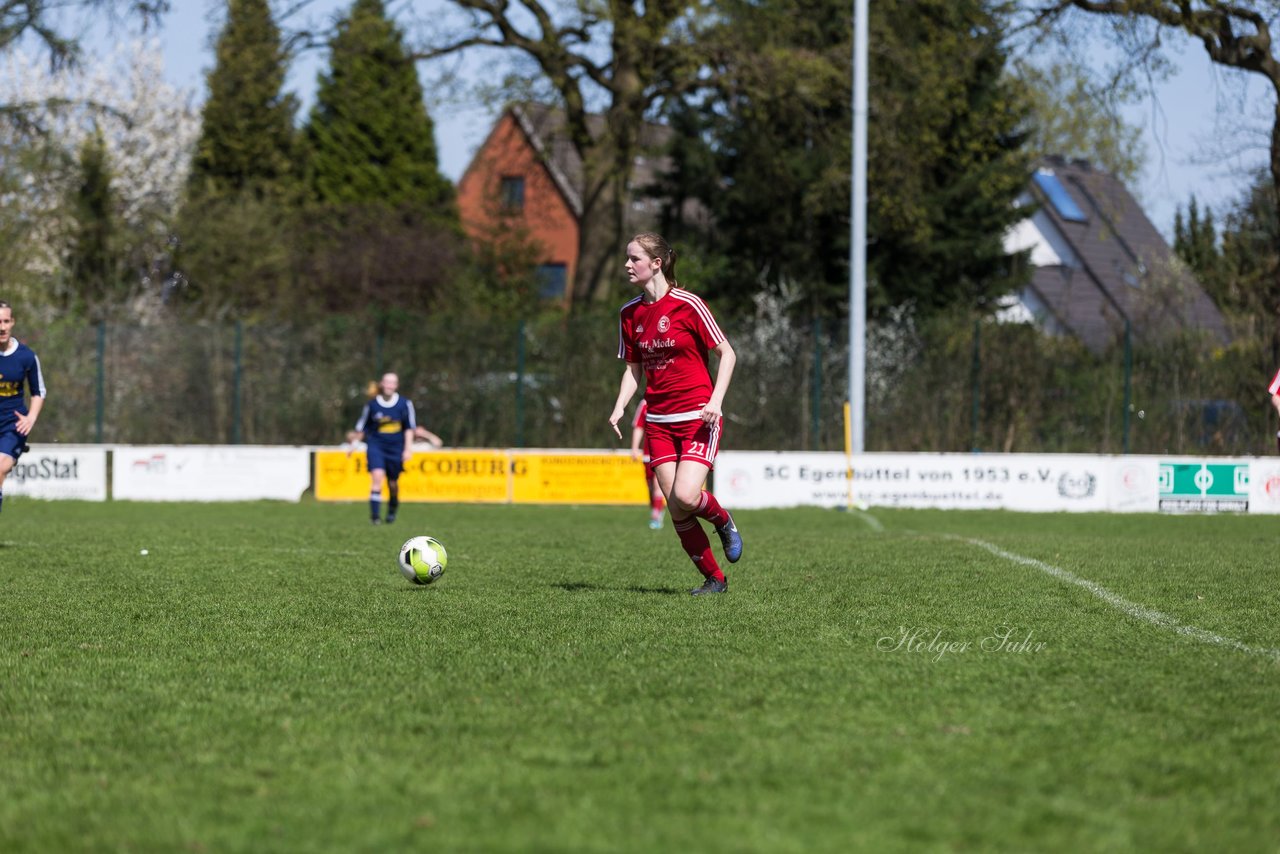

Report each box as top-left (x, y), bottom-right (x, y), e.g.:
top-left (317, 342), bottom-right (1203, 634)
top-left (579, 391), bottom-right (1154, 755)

top-left (1036, 0), bottom-right (1280, 342)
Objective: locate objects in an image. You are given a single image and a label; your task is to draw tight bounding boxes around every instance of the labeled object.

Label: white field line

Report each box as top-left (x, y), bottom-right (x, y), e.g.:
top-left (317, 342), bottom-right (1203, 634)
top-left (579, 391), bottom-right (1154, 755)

top-left (854, 509), bottom-right (884, 531)
top-left (959, 536), bottom-right (1280, 663)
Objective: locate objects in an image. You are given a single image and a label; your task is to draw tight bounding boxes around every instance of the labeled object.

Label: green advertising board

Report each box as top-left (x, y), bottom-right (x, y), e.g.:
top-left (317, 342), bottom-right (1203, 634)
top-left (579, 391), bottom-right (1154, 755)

top-left (1158, 461), bottom-right (1249, 513)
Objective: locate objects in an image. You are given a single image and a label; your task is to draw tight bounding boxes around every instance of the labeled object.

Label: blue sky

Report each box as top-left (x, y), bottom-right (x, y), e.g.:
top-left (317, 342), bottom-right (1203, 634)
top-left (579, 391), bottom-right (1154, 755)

top-left (98, 0), bottom-right (1271, 238)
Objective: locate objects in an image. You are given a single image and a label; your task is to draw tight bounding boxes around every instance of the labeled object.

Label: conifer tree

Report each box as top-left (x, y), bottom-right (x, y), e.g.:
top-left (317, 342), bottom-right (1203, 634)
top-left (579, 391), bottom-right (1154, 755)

top-left (303, 0), bottom-right (453, 219)
top-left (178, 0), bottom-right (299, 317)
top-left (1215, 175), bottom-right (1280, 330)
top-left (290, 0), bottom-right (462, 314)
top-left (64, 129), bottom-right (124, 320)
top-left (1174, 196), bottom-right (1225, 300)
top-left (188, 0), bottom-right (298, 198)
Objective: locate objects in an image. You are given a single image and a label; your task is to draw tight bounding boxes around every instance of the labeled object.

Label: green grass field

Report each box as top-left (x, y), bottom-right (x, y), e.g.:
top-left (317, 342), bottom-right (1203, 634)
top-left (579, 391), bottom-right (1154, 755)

top-left (2, 499), bottom-right (1278, 852)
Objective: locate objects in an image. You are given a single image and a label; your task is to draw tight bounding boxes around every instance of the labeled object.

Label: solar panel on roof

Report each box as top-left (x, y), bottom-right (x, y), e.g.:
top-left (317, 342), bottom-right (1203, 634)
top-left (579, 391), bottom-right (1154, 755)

top-left (1032, 170), bottom-right (1088, 222)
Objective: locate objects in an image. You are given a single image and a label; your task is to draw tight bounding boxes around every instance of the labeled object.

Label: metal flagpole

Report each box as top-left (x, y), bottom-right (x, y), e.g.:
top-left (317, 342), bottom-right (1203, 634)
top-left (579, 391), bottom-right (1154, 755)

top-left (849, 0), bottom-right (868, 454)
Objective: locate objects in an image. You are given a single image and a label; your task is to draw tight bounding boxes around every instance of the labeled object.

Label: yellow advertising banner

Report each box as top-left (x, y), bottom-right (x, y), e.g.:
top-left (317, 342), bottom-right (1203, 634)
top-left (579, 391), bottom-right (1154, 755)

top-left (315, 450), bottom-right (510, 503)
top-left (314, 449), bottom-right (650, 505)
top-left (511, 451), bottom-right (649, 504)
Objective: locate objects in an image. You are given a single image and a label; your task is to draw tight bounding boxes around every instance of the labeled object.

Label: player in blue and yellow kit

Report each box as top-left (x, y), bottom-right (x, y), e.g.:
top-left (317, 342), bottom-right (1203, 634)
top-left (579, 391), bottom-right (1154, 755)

top-left (346, 372), bottom-right (416, 525)
top-left (0, 300), bottom-right (46, 515)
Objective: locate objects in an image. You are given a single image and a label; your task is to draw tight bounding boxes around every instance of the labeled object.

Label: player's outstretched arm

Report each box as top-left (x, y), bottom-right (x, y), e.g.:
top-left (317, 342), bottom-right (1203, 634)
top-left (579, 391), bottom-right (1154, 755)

top-left (344, 430), bottom-right (364, 457)
top-left (414, 426), bottom-right (444, 448)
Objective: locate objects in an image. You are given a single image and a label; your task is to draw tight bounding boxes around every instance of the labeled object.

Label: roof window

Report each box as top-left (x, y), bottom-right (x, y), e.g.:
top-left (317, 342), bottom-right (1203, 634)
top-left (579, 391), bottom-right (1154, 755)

top-left (1032, 170), bottom-right (1087, 223)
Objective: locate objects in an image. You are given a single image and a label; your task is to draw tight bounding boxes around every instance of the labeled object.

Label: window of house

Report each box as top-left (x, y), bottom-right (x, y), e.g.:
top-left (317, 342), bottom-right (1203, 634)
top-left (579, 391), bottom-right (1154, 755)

top-left (500, 176), bottom-right (525, 210)
top-left (1032, 170), bottom-right (1087, 223)
top-left (535, 263), bottom-right (567, 299)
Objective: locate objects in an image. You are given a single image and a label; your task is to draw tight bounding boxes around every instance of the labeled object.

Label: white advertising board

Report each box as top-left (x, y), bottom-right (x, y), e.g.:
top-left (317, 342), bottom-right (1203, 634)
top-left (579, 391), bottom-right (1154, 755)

top-left (5, 446), bottom-right (107, 501)
top-left (112, 446), bottom-right (310, 501)
top-left (716, 452), bottom-right (1147, 512)
top-left (1107, 457), bottom-right (1160, 513)
top-left (1248, 459), bottom-right (1280, 514)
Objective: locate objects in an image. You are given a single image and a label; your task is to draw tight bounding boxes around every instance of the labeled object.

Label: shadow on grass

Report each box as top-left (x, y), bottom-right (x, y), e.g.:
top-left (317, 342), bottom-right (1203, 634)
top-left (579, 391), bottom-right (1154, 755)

top-left (553, 581), bottom-right (684, 596)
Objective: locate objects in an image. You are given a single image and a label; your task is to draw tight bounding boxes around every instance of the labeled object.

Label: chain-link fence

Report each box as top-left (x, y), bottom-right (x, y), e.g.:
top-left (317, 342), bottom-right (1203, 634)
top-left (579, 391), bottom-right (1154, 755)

top-left (24, 309), bottom-right (1272, 455)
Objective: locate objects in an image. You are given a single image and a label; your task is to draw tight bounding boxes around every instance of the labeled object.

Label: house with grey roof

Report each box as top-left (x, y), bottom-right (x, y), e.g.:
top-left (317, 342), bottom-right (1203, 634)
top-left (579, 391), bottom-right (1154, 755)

top-left (999, 156), bottom-right (1228, 352)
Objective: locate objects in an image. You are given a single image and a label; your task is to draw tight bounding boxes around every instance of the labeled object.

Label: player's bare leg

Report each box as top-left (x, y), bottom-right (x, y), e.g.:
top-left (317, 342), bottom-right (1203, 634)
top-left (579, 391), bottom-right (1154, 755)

top-left (664, 458), bottom-right (742, 563)
top-left (386, 479), bottom-right (399, 523)
top-left (657, 461), bottom-right (728, 594)
top-left (369, 468), bottom-right (387, 524)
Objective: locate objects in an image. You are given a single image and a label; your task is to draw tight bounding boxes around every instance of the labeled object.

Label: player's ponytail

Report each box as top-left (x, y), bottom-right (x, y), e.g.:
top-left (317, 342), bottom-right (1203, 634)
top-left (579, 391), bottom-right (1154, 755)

top-left (631, 232), bottom-right (678, 288)
top-left (365, 380), bottom-right (379, 399)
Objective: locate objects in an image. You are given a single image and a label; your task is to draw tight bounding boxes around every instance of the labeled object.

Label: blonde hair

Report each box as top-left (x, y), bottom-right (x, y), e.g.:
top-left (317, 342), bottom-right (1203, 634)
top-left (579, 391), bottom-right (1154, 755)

top-left (631, 232), bottom-right (679, 288)
top-left (365, 380), bottom-right (379, 399)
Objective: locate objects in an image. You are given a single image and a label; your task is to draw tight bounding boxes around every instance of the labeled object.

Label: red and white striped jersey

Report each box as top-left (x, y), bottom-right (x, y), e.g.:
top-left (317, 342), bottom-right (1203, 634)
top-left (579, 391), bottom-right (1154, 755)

top-left (618, 288), bottom-right (727, 421)
top-left (1269, 367), bottom-right (1280, 396)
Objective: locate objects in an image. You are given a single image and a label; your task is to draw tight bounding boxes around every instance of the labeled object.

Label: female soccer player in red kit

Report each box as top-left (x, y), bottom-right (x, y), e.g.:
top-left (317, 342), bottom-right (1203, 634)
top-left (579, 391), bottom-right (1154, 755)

top-left (609, 233), bottom-right (743, 595)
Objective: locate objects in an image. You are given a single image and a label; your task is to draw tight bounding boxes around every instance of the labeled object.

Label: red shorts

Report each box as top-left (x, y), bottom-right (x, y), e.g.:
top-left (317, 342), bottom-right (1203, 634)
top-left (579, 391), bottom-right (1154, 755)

top-left (644, 416), bottom-right (723, 472)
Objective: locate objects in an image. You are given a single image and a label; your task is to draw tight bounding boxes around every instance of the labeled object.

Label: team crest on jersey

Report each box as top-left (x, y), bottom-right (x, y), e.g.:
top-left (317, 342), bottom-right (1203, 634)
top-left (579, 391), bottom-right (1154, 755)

top-left (657, 316), bottom-right (670, 333)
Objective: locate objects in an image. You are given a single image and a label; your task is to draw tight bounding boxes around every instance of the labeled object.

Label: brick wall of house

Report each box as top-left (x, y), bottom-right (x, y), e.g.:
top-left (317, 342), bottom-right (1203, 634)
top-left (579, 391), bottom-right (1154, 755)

top-left (456, 111), bottom-right (580, 301)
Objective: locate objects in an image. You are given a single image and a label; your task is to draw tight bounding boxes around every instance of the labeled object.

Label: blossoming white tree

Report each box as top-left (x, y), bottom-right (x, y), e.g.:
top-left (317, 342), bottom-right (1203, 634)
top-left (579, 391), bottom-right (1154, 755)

top-left (0, 40), bottom-right (200, 318)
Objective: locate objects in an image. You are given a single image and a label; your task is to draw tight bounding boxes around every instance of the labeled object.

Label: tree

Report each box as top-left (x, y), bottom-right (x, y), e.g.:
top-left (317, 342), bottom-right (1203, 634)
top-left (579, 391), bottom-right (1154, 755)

top-left (1017, 58), bottom-right (1145, 184)
top-left (1029, 0), bottom-right (1280, 347)
top-left (0, 0), bottom-right (165, 67)
top-left (187, 0), bottom-right (297, 198)
top-left (177, 0), bottom-right (298, 317)
top-left (0, 41), bottom-right (199, 320)
top-left (1173, 195), bottom-right (1227, 302)
top-left (673, 0), bottom-right (1033, 315)
top-left (304, 0), bottom-right (454, 218)
top-left (1218, 172), bottom-right (1280, 335)
top-left (293, 0), bottom-right (463, 314)
top-left (652, 0), bottom-right (850, 311)
top-left (63, 129), bottom-right (126, 319)
top-left (870, 1), bottom-right (1035, 312)
top-left (418, 0), bottom-right (711, 305)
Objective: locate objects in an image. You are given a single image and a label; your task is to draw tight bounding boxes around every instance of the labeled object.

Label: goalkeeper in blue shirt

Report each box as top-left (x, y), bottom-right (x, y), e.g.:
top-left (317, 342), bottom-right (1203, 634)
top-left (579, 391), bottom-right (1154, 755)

top-left (346, 372), bottom-right (417, 525)
top-left (0, 300), bottom-right (46, 515)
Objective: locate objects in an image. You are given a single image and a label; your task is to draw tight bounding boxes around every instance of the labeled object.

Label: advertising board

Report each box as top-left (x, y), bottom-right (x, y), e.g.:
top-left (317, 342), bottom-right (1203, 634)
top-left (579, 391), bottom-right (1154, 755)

top-left (315, 449), bottom-right (648, 505)
top-left (715, 452), bottom-right (1114, 512)
top-left (113, 446), bottom-right (310, 501)
top-left (4, 446), bottom-right (107, 501)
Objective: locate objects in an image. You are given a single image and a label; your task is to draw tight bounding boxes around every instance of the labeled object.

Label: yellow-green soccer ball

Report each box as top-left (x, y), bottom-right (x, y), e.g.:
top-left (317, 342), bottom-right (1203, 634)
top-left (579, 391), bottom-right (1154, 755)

top-left (398, 536), bottom-right (447, 585)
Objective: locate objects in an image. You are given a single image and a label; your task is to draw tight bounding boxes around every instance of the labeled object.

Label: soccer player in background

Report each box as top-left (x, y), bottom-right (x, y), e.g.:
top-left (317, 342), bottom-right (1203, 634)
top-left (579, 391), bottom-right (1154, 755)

top-left (0, 300), bottom-right (46, 515)
top-left (1269, 366), bottom-right (1280, 453)
top-left (609, 233), bottom-right (743, 595)
top-left (346, 372), bottom-right (416, 525)
top-left (629, 398), bottom-right (666, 529)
